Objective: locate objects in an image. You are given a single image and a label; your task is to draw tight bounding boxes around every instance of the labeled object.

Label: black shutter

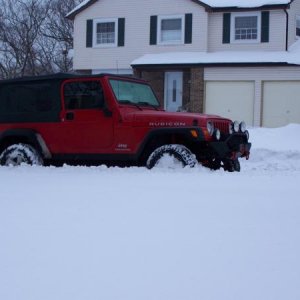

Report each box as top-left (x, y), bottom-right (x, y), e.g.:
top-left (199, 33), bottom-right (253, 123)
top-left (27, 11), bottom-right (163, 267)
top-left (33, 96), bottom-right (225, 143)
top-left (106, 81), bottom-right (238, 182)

top-left (261, 11), bottom-right (270, 43)
top-left (222, 13), bottom-right (231, 44)
top-left (118, 18), bottom-right (125, 46)
top-left (86, 19), bottom-right (93, 48)
top-left (184, 13), bottom-right (193, 44)
top-left (150, 15), bottom-right (157, 45)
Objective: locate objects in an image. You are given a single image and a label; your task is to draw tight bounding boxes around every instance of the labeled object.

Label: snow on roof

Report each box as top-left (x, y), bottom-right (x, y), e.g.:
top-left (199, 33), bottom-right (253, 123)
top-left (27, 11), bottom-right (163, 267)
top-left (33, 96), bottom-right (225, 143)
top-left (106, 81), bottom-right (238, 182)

top-left (131, 40), bottom-right (300, 67)
top-left (66, 0), bottom-right (94, 18)
top-left (67, 0), bottom-right (291, 18)
top-left (200, 0), bottom-right (291, 8)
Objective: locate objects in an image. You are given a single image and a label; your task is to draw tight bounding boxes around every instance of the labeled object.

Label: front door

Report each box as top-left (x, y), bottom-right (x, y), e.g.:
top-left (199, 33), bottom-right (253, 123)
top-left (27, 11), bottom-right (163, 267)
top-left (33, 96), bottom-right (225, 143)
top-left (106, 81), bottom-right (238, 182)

top-left (60, 79), bottom-right (114, 153)
top-left (165, 72), bottom-right (183, 112)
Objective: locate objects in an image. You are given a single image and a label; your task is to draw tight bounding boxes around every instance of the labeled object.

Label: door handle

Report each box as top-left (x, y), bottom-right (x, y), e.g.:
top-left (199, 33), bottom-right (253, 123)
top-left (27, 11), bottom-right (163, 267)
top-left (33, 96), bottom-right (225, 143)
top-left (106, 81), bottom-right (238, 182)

top-left (66, 112), bottom-right (74, 120)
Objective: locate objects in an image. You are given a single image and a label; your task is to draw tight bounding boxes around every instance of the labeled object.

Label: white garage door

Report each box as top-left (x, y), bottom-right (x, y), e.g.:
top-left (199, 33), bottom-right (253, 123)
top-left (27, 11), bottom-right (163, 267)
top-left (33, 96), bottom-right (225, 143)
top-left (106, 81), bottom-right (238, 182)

top-left (205, 81), bottom-right (254, 126)
top-left (263, 81), bottom-right (300, 128)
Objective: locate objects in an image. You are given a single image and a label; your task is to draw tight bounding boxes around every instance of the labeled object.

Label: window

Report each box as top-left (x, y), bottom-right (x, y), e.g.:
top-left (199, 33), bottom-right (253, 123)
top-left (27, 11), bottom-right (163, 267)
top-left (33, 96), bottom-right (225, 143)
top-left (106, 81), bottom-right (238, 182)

top-left (0, 83), bottom-right (55, 113)
top-left (64, 81), bottom-right (104, 110)
top-left (231, 12), bottom-right (260, 43)
top-left (93, 18), bottom-right (118, 47)
top-left (158, 15), bottom-right (184, 44)
top-left (296, 15), bottom-right (300, 38)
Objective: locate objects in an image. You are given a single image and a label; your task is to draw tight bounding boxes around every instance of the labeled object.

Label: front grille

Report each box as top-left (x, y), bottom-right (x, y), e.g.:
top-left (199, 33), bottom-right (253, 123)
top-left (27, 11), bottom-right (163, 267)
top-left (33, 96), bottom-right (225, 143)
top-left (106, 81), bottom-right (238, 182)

top-left (212, 120), bottom-right (230, 134)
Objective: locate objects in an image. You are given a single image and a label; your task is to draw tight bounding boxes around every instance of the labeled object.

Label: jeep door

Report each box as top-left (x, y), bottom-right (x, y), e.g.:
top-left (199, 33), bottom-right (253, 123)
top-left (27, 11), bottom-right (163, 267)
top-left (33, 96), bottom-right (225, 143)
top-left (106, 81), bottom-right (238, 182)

top-left (60, 79), bottom-right (114, 153)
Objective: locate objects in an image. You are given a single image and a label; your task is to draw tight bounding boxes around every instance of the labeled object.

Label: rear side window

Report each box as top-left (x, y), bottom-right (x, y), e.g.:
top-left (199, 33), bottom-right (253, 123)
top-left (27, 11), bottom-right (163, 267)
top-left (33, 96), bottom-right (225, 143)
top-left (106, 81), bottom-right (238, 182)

top-left (63, 81), bottom-right (104, 110)
top-left (0, 83), bottom-right (55, 113)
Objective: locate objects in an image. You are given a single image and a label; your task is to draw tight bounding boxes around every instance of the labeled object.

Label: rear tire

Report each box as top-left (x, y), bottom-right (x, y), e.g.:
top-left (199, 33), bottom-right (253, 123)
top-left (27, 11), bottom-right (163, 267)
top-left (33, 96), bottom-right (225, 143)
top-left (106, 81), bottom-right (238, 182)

top-left (0, 144), bottom-right (43, 166)
top-left (146, 144), bottom-right (197, 169)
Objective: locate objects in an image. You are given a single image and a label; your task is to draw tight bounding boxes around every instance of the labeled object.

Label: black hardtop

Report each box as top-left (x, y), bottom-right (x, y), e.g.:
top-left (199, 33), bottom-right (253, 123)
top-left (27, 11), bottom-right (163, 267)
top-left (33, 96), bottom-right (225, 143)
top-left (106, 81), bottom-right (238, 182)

top-left (0, 72), bottom-right (139, 85)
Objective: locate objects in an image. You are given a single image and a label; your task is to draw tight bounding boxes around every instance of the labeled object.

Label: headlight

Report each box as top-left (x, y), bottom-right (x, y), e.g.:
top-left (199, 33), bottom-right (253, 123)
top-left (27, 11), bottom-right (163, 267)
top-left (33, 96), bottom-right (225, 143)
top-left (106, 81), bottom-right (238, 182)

top-left (214, 129), bottom-right (221, 140)
top-left (239, 121), bottom-right (246, 133)
top-left (207, 121), bottom-right (214, 136)
top-left (233, 121), bottom-right (239, 133)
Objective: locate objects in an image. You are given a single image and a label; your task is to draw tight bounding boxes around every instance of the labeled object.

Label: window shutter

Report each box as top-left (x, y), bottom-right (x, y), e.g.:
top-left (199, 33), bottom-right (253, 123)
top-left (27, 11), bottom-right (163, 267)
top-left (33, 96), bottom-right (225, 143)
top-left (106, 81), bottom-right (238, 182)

top-left (150, 16), bottom-right (157, 45)
top-left (118, 18), bottom-right (125, 46)
top-left (261, 11), bottom-right (270, 43)
top-left (222, 13), bottom-right (231, 44)
top-left (86, 19), bottom-right (93, 48)
top-left (184, 13), bottom-right (193, 44)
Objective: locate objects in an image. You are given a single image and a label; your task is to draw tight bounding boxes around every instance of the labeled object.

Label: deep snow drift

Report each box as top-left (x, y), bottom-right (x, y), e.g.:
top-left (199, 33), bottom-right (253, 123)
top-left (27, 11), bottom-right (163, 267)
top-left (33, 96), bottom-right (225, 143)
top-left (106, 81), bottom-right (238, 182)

top-left (0, 125), bottom-right (300, 300)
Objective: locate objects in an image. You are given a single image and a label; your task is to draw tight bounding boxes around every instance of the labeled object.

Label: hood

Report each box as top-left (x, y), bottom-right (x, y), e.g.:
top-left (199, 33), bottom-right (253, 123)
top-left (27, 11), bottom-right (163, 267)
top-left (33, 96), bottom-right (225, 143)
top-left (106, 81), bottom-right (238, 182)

top-left (123, 109), bottom-right (228, 127)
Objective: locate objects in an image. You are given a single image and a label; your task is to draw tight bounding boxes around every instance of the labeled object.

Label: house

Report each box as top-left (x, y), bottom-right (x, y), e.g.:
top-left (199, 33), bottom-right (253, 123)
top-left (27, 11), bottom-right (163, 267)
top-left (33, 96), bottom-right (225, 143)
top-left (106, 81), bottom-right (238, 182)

top-left (67, 0), bottom-right (300, 127)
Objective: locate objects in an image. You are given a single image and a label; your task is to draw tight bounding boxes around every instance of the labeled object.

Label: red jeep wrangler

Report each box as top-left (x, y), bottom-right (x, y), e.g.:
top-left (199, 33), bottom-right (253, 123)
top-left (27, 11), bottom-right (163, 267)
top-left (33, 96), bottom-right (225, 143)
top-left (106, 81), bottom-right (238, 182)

top-left (0, 73), bottom-right (251, 171)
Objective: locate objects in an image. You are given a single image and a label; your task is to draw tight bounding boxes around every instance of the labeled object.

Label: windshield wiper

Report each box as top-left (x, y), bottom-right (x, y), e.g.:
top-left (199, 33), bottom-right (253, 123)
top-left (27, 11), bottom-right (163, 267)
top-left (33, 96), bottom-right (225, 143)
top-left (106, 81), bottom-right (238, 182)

top-left (137, 101), bottom-right (159, 111)
top-left (118, 100), bottom-right (143, 111)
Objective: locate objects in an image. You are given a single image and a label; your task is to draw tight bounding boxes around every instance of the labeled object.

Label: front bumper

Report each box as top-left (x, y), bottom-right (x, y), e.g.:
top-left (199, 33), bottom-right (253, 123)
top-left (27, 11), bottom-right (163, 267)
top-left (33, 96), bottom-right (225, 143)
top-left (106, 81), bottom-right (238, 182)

top-left (209, 133), bottom-right (251, 160)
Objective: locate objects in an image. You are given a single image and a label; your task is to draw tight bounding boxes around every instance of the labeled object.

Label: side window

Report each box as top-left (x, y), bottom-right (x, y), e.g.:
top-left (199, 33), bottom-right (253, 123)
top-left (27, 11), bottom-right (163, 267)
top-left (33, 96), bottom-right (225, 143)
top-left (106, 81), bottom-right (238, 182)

top-left (0, 83), bottom-right (54, 113)
top-left (63, 81), bottom-right (104, 110)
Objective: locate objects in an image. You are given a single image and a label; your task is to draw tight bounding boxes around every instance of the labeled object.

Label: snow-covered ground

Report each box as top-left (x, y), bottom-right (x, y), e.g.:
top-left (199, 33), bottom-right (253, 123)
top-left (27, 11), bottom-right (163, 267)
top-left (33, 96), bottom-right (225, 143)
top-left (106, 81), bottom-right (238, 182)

top-left (1, 125), bottom-right (300, 300)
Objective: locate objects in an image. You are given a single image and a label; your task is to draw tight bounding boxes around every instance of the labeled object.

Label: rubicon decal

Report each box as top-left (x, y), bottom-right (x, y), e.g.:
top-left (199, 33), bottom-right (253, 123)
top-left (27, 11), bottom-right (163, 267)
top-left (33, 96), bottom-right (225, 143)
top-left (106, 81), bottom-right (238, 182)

top-left (149, 122), bottom-right (186, 127)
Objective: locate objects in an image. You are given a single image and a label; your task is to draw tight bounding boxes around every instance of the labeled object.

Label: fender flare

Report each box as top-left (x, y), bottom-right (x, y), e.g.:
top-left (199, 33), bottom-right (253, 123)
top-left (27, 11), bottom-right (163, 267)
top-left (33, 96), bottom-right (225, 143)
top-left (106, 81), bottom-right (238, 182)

top-left (0, 129), bottom-right (52, 159)
top-left (136, 127), bottom-right (205, 159)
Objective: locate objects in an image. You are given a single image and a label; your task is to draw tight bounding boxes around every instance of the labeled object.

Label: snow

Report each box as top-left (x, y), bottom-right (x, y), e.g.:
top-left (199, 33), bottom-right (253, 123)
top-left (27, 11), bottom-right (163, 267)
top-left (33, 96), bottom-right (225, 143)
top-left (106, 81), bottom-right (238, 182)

top-left (66, 0), bottom-right (92, 18)
top-left (132, 40), bottom-right (300, 66)
top-left (200, 0), bottom-right (290, 8)
top-left (1, 124), bottom-right (300, 300)
top-left (67, 0), bottom-right (290, 17)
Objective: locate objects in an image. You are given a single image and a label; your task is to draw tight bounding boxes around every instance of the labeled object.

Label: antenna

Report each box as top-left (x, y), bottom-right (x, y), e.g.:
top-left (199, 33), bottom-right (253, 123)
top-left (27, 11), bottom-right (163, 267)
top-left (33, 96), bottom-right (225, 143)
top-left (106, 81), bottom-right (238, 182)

top-left (116, 60), bottom-right (119, 75)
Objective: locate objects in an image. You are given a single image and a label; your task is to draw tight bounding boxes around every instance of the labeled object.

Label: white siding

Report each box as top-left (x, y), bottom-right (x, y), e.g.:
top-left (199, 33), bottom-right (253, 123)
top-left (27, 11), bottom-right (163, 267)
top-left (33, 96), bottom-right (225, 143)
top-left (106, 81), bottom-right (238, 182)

top-left (208, 10), bottom-right (286, 52)
top-left (204, 66), bottom-right (300, 126)
top-left (73, 0), bottom-right (208, 71)
top-left (288, 0), bottom-right (300, 47)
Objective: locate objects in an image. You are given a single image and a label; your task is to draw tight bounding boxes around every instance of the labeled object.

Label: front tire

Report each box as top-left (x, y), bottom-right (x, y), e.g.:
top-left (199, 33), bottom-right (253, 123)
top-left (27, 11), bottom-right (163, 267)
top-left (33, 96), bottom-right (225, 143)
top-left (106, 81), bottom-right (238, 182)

top-left (146, 144), bottom-right (197, 169)
top-left (0, 144), bottom-right (43, 166)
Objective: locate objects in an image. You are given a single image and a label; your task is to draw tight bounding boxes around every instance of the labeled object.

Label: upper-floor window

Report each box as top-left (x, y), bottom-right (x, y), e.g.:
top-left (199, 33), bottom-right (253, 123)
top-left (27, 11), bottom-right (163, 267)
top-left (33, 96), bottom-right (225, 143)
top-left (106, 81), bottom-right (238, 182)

top-left (296, 15), bottom-right (300, 38)
top-left (93, 18), bottom-right (118, 47)
top-left (231, 12), bottom-right (261, 43)
top-left (158, 15), bottom-right (184, 44)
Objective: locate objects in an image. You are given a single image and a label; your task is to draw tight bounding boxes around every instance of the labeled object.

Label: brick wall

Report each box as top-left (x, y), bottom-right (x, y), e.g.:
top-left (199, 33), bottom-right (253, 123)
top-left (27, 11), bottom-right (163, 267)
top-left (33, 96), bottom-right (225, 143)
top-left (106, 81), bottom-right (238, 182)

top-left (189, 68), bottom-right (204, 113)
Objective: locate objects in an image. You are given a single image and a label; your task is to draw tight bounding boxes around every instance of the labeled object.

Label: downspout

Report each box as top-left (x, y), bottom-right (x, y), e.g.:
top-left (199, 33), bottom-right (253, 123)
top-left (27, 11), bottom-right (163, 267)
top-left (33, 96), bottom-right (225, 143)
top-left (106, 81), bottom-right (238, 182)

top-left (284, 9), bottom-right (289, 51)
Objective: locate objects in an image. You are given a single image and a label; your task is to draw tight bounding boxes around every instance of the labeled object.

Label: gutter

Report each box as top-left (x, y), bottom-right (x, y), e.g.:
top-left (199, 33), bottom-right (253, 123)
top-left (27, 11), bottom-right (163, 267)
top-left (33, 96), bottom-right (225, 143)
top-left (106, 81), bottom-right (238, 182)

top-left (285, 9), bottom-right (289, 51)
top-left (131, 62), bottom-right (295, 70)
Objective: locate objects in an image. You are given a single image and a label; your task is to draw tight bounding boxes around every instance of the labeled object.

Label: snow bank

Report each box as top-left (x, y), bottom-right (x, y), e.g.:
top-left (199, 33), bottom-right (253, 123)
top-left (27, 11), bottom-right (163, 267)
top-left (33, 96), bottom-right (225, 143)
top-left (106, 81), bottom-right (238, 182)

top-left (0, 125), bottom-right (300, 300)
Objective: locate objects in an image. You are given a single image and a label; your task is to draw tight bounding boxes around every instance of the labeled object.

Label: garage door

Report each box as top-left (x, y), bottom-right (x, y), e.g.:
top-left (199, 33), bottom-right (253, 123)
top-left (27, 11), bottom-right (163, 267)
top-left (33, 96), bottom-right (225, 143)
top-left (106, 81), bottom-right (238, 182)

top-left (263, 81), bottom-right (300, 128)
top-left (205, 81), bottom-right (254, 126)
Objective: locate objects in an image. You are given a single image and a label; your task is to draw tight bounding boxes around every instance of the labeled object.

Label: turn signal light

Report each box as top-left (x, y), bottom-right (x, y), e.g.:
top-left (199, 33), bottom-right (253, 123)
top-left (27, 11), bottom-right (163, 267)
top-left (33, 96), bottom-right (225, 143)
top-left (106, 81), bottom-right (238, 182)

top-left (190, 130), bottom-right (198, 138)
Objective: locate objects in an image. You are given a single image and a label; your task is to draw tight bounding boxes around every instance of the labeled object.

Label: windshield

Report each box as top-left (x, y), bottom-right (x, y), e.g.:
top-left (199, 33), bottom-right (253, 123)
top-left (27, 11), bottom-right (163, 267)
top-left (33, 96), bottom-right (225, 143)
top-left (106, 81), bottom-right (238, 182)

top-left (109, 79), bottom-right (160, 107)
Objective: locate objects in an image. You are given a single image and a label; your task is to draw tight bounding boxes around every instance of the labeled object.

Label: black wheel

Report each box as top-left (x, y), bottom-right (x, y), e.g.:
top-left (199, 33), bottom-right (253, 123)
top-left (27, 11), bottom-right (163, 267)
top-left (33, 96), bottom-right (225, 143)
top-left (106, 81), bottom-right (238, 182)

top-left (0, 143), bottom-right (43, 166)
top-left (146, 144), bottom-right (197, 169)
top-left (223, 159), bottom-right (240, 172)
